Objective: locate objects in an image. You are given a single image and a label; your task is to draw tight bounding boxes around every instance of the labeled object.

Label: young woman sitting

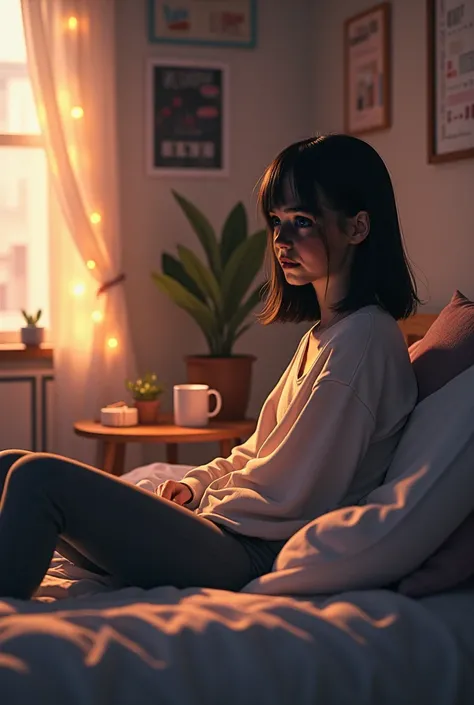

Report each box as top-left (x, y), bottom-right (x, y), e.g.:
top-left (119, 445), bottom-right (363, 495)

top-left (0, 134), bottom-right (419, 600)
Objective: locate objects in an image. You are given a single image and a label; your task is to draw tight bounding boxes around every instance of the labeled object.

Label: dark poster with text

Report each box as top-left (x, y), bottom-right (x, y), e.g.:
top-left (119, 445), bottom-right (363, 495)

top-left (150, 62), bottom-right (227, 174)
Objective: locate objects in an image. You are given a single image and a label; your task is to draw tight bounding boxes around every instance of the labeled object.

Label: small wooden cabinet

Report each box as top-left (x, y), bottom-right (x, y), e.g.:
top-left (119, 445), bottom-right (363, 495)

top-left (0, 353), bottom-right (54, 452)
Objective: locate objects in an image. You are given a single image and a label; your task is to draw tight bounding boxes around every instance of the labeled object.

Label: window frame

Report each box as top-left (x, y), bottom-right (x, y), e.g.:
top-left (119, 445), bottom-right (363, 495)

top-left (0, 1), bottom-right (50, 348)
top-left (0, 132), bottom-right (42, 148)
top-left (0, 131), bottom-right (51, 345)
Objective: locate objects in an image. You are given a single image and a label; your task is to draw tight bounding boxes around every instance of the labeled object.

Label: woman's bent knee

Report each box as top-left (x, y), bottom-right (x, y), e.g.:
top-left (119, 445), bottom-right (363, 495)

top-left (5, 453), bottom-right (96, 492)
top-left (0, 449), bottom-right (31, 464)
top-left (5, 453), bottom-right (65, 490)
top-left (0, 450), bottom-right (32, 486)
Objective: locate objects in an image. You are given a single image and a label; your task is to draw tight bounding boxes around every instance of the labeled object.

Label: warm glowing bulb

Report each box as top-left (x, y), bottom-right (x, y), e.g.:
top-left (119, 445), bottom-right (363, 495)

top-left (72, 282), bottom-right (85, 296)
top-left (68, 16), bottom-right (78, 30)
top-left (92, 310), bottom-right (103, 323)
top-left (86, 259), bottom-right (96, 270)
top-left (107, 337), bottom-right (118, 349)
top-left (90, 212), bottom-right (101, 224)
top-left (71, 106), bottom-right (84, 119)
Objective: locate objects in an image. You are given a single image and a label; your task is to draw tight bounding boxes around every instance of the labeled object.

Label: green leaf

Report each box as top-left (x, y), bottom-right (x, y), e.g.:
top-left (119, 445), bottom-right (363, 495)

top-left (161, 253), bottom-right (205, 302)
top-left (220, 202), bottom-right (247, 267)
top-left (177, 245), bottom-right (222, 312)
top-left (172, 191), bottom-right (221, 279)
top-left (151, 273), bottom-right (217, 348)
top-left (222, 229), bottom-right (267, 320)
top-left (227, 284), bottom-right (262, 334)
top-left (224, 284), bottom-right (262, 350)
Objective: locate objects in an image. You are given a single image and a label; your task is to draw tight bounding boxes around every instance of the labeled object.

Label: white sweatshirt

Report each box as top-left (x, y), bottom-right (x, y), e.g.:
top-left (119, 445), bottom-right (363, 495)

top-left (182, 306), bottom-right (417, 541)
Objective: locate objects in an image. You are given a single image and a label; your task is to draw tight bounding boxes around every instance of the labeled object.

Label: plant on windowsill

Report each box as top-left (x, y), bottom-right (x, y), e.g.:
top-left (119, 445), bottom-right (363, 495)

top-left (20, 309), bottom-right (44, 348)
top-left (151, 190), bottom-right (267, 421)
top-left (125, 372), bottom-right (164, 425)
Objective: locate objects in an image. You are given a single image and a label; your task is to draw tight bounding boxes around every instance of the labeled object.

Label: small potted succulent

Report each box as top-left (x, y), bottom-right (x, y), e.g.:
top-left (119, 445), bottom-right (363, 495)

top-left (125, 372), bottom-right (164, 425)
top-left (21, 309), bottom-right (44, 347)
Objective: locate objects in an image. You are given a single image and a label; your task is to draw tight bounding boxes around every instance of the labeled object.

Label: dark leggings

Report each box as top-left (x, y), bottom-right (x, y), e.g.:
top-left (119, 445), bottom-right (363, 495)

top-left (0, 449), bottom-right (253, 600)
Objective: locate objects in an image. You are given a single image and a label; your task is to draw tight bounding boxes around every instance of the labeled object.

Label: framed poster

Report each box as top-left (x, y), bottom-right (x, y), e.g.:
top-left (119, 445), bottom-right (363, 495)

top-left (146, 59), bottom-right (229, 177)
top-left (147, 0), bottom-right (257, 48)
top-left (344, 3), bottom-right (391, 135)
top-left (427, 0), bottom-right (474, 163)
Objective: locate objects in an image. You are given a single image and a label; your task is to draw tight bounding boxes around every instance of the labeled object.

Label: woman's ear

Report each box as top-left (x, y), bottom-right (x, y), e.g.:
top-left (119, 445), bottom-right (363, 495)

top-left (348, 211), bottom-right (370, 245)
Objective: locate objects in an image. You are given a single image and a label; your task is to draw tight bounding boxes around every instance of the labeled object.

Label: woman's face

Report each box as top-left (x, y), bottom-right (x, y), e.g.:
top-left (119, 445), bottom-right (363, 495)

top-left (269, 184), bottom-right (353, 288)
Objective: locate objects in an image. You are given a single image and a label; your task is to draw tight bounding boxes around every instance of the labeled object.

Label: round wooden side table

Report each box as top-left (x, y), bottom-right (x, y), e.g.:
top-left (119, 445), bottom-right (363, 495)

top-left (73, 414), bottom-right (257, 476)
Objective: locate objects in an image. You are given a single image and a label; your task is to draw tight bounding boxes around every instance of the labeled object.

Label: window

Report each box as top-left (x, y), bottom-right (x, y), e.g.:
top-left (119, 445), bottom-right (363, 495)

top-left (0, 0), bottom-right (49, 343)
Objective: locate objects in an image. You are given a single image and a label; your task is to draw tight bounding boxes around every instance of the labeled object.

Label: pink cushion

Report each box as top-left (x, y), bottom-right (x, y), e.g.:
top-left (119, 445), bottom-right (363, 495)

top-left (410, 290), bottom-right (474, 401)
top-left (398, 291), bottom-right (474, 596)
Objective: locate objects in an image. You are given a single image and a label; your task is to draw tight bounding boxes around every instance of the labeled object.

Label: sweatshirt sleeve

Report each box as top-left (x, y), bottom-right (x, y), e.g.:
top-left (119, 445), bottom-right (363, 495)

top-left (256, 379), bottom-right (376, 520)
top-left (181, 432), bottom-right (259, 510)
top-left (180, 392), bottom-right (278, 510)
top-left (203, 379), bottom-right (377, 529)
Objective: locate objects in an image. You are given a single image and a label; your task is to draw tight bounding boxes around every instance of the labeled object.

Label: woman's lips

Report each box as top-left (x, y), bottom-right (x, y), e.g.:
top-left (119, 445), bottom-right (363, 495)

top-left (280, 259), bottom-right (300, 269)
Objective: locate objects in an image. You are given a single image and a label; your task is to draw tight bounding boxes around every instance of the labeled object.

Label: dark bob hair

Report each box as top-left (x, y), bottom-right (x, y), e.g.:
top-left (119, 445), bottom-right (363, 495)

top-left (257, 134), bottom-right (419, 324)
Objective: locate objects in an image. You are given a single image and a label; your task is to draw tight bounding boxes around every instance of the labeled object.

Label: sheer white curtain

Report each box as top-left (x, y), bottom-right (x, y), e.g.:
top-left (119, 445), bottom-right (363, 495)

top-left (21, 0), bottom-right (137, 464)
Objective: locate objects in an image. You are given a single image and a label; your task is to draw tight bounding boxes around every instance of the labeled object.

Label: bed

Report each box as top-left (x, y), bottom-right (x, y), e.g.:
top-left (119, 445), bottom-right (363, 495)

top-left (3, 311), bottom-right (474, 705)
top-left (0, 460), bottom-right (473, 705)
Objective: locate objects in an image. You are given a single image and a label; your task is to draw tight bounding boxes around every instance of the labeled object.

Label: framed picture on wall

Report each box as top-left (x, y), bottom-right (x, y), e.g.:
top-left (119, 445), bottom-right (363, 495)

top-left (427, 0), bottom-right (474, 163)
top-left (146, 59), bottom-right (229, 177)
top-left (147, 0), bottom-right (257, 48)
top-left (344, 3), bottom-right (391, 135)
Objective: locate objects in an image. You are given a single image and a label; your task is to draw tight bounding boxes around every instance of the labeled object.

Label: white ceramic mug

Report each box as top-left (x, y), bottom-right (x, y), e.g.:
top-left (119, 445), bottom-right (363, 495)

top-left (173, 384), bottom-right (222, 427)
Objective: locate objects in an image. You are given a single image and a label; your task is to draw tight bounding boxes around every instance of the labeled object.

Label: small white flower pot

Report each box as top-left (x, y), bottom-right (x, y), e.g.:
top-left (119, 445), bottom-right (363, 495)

top-left (21, 326), bottom-right (45, 347)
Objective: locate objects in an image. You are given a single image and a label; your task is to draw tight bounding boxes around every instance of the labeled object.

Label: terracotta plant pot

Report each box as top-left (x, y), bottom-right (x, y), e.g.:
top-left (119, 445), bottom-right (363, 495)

top-left (185, 355), bottom-right (256, 421)
top-left (21, 326), bottom-right (44, 347)
top-left (134, 399), bottom-right (161, 425)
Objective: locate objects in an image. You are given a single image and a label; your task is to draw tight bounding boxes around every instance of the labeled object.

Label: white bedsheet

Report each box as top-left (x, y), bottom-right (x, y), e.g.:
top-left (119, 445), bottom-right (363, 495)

top-left (0, 463), bottom-right (473, 705)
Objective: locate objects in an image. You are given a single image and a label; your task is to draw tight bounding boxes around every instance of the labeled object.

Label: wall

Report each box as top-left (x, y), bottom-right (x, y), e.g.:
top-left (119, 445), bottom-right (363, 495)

top-left (310, 0), bottom-right (474, 310)
top-left (115, 0), bottom-right (312, 464)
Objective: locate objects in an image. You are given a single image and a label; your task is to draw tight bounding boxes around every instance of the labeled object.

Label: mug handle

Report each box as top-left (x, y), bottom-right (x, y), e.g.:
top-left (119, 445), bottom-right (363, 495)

top-left (207, 389), bottom-right (222, 418)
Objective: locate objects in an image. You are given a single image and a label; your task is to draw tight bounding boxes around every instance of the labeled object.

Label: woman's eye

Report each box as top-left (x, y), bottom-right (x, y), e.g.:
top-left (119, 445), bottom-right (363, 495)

top-left (294, 215), bottom-right (313, 229)
top-left (269, 215), bottom-right (280, 228)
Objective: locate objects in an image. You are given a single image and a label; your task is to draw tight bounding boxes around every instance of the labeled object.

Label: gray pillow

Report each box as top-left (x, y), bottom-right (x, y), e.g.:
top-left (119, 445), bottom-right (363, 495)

top-left (243, 365), bottom-right (474, 596)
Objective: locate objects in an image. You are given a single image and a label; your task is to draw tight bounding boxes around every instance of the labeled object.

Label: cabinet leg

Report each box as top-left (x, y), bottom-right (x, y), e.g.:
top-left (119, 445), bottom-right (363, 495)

top-left (166, 443), bottom-right (178, 464)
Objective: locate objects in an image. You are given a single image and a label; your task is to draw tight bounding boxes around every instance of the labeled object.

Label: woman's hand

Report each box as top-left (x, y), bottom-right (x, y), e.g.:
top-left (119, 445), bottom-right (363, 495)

top-left (156, 480), bottom-right (193, 506)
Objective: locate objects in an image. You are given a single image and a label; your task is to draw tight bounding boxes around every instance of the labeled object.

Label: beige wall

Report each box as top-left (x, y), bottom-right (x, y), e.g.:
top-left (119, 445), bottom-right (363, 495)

top-left (311, 0), bottom-right (474, 310)
top-left (115, 0), bottom-right (474, 466)
top-left (115, 0), bottom-right (312, 464)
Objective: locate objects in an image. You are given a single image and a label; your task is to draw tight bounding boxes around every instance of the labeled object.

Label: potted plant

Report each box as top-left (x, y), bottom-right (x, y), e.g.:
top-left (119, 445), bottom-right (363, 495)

top-left (152, 191), bottom-right (267, 420)
top-left (125, 372), bottom-right (164, 425)
top-left (21, 309), bottom-right (44, 347)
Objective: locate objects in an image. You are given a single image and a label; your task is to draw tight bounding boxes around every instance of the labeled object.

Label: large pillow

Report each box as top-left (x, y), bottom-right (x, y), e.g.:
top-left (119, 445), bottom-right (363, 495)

top-left (243, 364), bottom-right (474, 596)
top-left (410, 290), bottom-right (474, 401)
top-left (397, 290), bottom-right (474, 596)
top-left (397, 511), bottom-right (474, 597)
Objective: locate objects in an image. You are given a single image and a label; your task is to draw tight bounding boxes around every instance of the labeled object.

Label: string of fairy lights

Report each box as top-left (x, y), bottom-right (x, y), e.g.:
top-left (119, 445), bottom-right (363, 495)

top-left (64, 14), bottom-right (118, 351)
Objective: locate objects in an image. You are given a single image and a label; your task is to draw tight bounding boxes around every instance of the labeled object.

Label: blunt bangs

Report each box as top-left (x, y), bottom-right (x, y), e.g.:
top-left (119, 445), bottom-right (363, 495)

top-left (258, 142), bottom-right (326, 223)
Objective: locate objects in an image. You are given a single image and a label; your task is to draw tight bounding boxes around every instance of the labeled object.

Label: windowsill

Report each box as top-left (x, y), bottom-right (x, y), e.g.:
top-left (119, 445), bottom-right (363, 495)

top-left (0, 343), bottom-right (53, 362)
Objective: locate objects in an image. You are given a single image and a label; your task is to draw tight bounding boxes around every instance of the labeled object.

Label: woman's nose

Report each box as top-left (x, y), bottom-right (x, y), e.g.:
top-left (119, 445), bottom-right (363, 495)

top-left (274, 222), bottom-right (293, 248)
